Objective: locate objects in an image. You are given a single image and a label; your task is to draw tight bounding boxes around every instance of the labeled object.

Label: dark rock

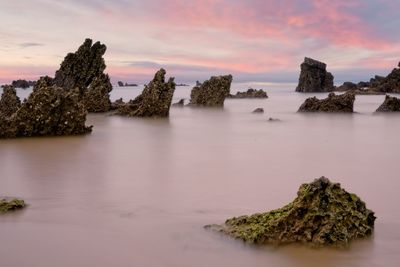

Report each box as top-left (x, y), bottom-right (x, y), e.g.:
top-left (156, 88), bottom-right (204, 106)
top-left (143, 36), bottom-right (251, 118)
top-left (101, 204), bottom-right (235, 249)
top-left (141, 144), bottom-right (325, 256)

top-left (268, 117), bottom-right (280, 122)
top-left (372, 67), bottom-right (400, 93)
top-left (0, 84), bottom-right (92, 138)
top-left (376, 95), bottom-right (400, 112)
top-left (0, 198), bottom-right (25, 212)
top-left (110, 98), bottom-right (125, 111)
top-left (196, 81), bottom-right (201, 86)
top-left (118, 81), bottom-right (138, 87)
top-left (228, 88), bottom-right (268, 99)
top-left (172, 99), bottom-right (185, 107)
top-left (296, 57), bottom-right (334, 92)
top-left (118, 81), bottom-right (124, 87)
top-left (298, 92), bottom-right (355, 112)
top-left (336, 82), bottom-right (357, 92)
top-left (116, 69), bottom-right (175, 117)
top-left (206, 177), bottom-right (375, 247)
top-left (0, 85), bottom-right (21, 117)
top-left (11, 79), bottom-right (36, 89)
top-left (189, 75), bottom-right (232, 107)
top-left (369, 75), bottom-right (386, 88)
top-left (33, 76), bottom-right (54, 90)
top-left (252, 108), bottom-right (264, 113)
top-left (176, 83), bottom-right (189, 87)
top-left (83, 74), bottom-right (112, 112)
top-left (357, 81), bottom-right (370, 88)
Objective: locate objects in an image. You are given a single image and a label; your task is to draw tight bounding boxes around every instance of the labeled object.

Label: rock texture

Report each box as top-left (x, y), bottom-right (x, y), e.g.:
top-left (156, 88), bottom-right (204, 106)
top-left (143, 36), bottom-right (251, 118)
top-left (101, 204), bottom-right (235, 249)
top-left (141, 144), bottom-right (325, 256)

top-left (83, 74), bottom-right (112, 112)
top-left (0, 85), bottom-right (21, 117)
top-left (0, 84), bottom-right (92, 138)
top-left (298, 92), bottom-right (355, 112)
top-left (206, 177), bottom-right (375, 247)
top-left (189, 75), bottom-right (232, 106)
top-left (228, 88), bottom-right (268, 99)
top-left (376, 95), bottom-right (400, 112)
top-left (0, 198), bottom-right (25, 212)
top-left (296, 57), bottom-right (334, 93)
top-left (116, 69), bottom-right (175, 117)
top-left (11, 79), bottom-right (36, 89)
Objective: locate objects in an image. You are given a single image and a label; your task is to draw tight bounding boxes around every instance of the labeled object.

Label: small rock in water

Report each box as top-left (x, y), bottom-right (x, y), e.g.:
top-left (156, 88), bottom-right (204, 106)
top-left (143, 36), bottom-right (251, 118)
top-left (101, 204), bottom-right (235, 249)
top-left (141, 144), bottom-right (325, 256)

top-left (172, 99), bottom-right (185, 107)
top-left (189, 75), bottom-right (232, 107)
top-left (252, 108), bottom-right (264, 113)
top-left (298, 92), bottom-right (355, 112)
top-left (268, 117), bottom-right (280, 122)
top-left (0, 198), bottom-right (26, 212)
top-left (206, 177), bottom-right (375, 247)
top-left (376, 95), bottom-right (400, 112)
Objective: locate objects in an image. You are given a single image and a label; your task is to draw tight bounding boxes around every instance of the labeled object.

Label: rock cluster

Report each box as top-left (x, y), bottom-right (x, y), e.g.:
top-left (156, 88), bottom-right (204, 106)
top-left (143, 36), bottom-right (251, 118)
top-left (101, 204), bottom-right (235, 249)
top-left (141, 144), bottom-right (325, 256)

top-left (116, 69), bottom-right (175, 117)
top-left (376, 95), bottom-right (400, 112)
top-left (189, 75), bottom-right (232, 106)
top-left (0, 85), bottom-right (21, 117)
top-left (0, 198), bottom-right (25, 212)
top-left (11, 79), bottom-right (36, 89)
top-left (228, 88), bottom-right (268, 99)
top-left (296, 57), bottom-right (334, 93)
top-left (298, 92), bottom-right (355, 112)
top-left (206, 177), bottom-right (375, 247)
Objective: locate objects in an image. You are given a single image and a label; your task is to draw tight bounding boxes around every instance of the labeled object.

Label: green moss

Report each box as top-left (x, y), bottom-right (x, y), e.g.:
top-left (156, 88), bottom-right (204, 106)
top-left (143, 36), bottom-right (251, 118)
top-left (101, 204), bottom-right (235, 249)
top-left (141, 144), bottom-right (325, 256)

top-left (0, 198), bottom-right (25, 212)
top-left (209, 177), bottom-right (375, 247)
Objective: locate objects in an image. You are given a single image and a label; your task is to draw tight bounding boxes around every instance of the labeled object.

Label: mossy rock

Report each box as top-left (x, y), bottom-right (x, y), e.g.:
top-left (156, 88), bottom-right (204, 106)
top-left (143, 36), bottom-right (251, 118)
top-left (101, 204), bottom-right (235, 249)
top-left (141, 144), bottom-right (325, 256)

top-left (206, 177), bottom-right (375, 247)
top-left (0, 198), bottom-right (25, 212)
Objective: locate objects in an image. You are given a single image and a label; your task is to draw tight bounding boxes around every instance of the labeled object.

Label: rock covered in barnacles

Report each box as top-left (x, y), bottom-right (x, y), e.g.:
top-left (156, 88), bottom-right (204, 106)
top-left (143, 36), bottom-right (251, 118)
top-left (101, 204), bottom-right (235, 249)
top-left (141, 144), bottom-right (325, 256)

top-left (0, 198), bottom-right (25, 212)
top-left (206, 177), bottom-right (375, 247)
top-left (228, 88), bottom-right (268, 99)
top-left (376, 95), bottom-right (400, 112)
top-left (116, 69), bottom-right (175, 117)
top-left (296, 57), bottom-right (334, 93)
top-left (298, 92), bottom-right (355, 112)
top-left (83, 73), bottom-right (112, 112)
top-left (189, 75), bottom-right (232, 107)
top-left (0, 85), bottom-right (21, 117)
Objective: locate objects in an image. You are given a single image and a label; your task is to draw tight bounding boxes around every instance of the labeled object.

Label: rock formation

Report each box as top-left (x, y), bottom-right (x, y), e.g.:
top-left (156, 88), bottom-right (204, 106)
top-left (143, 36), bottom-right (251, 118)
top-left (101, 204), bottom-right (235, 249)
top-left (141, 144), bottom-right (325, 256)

top-left (11, 79), bottom-right (36, 89)
top-left (376, 95), bottom-right (400, 112)
top-left (83, 74), bottom-right (112, 112)
top-left (252, 108), bottom-right (264, 113)
top-left (296, 57), bottom-right (334, 93)
top-left (115, 69), bottom-right (175, 117)
top-left (0, 85), bottom-right (21, 117)
top-left (172, 99), bottom-right (185, 107)
top-left (206, 177), bottom-right (375, 247)
top-left (298, 92), bottom-right (355, 112)
top-left (228, 88), bottom-right (268, 99)
top-left (189, 75), bottom-right (232, 106)
top-left (0, 83), bottom-right (92, 138)
top-left (0, 198), bottom-right (25, 212)
top-left (110, 98), bottom-right (124, 110)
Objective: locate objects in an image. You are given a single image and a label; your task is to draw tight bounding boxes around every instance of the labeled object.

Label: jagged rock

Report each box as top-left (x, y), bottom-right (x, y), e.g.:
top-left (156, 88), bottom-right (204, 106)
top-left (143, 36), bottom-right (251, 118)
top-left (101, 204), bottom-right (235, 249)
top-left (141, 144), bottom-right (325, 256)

top-left (54, 38), bottom-right (112, 112)
top-left (296, 57), bottom-right (334, 93)
top-left (172, 99), bottom-right (185, 107)
top-left (0, 84), bottom-right (92, 138)
top-left (298, 92), bottom-right (355, 112)
top-left (228, 88), bottom-right (268, 99)
top-left (252, 108), bottom-right (264, 113)
top-left (189, 75), bottom-right (232, 107)
top-left (372, 65), bottom-right (400, 93)
top-left (369, 75), bottom-right (386, 88)
top-left (357, 81), bottom-right (370, 88)
top-left (336, 82), bottom-right (357, 92)
top-left (33, 76), bottom-right (54, 90)
top-left (115, 69), bottom-right (175, 117)
top-left (110, 98), bottom-right (124, 110)
top-left (376, 95), bottom-right (400, 112)
top-left (206, 177), bottom-right (375, 247)
top-left (11, 79), bottom-right (36, 89)
top-left (0, 198), bottom-right (25, 212)
top-left (0, 85), bottom-right (21, 117)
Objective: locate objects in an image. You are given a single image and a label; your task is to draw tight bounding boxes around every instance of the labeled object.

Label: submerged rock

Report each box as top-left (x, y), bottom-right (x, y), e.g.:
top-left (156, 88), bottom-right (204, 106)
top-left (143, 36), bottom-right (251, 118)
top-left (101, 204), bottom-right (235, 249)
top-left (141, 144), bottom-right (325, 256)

top-left (252, 108), bottom-right (264, 113)
top-left (298, 92), bottom-right (355, 112)
top-left (228, 88), bottom-right (268, 99)
top-left (189, 75), bottom-right (232, 107)
top-left (116, 69), bottom-right (175, 117)
top-left (206, 177), bottom-right (375, 247)
top-left (0, 198), bottom-right (25, 212)
top-left (296, 57), bottom-right (334, 93)
top-left (11, 79), bottom-right (36, 89)
top-left (0, 85), bottom-right (21, 117)
top-left (172, 99), bottom-right (185, 107)
top-left (376, 95), bottom-right (400, 112)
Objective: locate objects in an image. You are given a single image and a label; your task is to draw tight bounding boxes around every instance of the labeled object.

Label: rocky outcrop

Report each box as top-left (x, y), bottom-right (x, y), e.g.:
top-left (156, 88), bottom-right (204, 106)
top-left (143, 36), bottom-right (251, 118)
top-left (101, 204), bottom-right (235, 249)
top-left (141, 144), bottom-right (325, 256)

top-left (118, 81), bottom-right (138, 87)
top-left (296, 57), bottom-right (334, 93)
top-left (371, 64), bottom-right (400, 93)
top-left (336, 82), bottom-right (357, 92)
top-left (228, 88), bottom-right (268, 99)
top-left (110, 98), bottom-right (124, 110)
top-left (252, 108), bottom-right (264, 113)
top-left (0, 85), bottom-right (21, 117)
top-left (206, 177), bottom-right (375, 247)
top-left (0, 198), bottom-right (25, 212)
top-left (115, 69), bottom-right (175, 117)
top-left (54, 38), bottom-right (112, 112)
top-left (172, 99), bottom-right (185, 107)
top-left (298, 92), bottom-right (355, 112)
top-left (0, 83), bottom-right (92, 138)
top-left (11, 79), bottom-right (36, 89)
top-left (189, 75), bottom-right (232, 106)
top-left (376, 95), bottom-right (400, 112)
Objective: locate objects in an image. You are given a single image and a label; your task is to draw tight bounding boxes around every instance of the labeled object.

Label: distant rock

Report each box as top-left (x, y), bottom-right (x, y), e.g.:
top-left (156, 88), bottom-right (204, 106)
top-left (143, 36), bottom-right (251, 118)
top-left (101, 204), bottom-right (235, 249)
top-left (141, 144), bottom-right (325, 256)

top-left (206, 177), bottom-right (375, 247)
top-left (252, 108), bottom-right (264, 113)
top-left (336, 82), bottom-right (357, 92)
top-left (176, 83), bottom-right (189, 87)
top-left (11, 79), bottom-right (36, 89)
top-left (0, 198), bottom-right (25, 212)
top-left (117, 81), bottom-right (124, 87)
top-left (172, 99), bottom-right (185, 107)
top-left (0, 85), bottom-right (21, 117)
top-left (268, 117), bottom-right (281, 122)
top-left (189, 75), bottom-right (232, 107)
top-left (298, 92), bottom-right (355, 112)
top-left (296, 57), bottom-right (334, 93)
top-left (110, 98), bottom-right (124, 111)
top-left (228, 88), bottom-right (268, 99)
top-left (118, 81), bottom-right (138, 87)
top-left (376, 95), bottom-right (400, 112)
top-left (357, 81), bottom-right (370, 88)
top-left (371, 64), bottom-right (400, 93)
top-left (115, 69), bottom-right (175, 117)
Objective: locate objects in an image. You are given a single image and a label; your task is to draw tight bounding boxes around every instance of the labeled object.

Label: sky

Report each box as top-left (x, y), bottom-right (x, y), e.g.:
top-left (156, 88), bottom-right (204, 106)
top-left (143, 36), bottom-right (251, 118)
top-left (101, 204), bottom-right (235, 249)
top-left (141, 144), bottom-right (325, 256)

top-left (0, 0), bottom-right (399, 84)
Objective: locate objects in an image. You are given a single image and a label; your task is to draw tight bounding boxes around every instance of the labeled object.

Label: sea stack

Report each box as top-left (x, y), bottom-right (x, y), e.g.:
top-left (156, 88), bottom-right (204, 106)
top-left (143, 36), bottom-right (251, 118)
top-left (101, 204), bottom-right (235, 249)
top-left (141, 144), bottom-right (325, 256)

top-left (0, 85), bottom-right (21, 117)
top-left (298, 92), bottom-right (355, 112)
top-left (376, 95), bottom-right (400, 112)
top-left (296, 57), bottom-right (334, 92)
top-left (206, 177), bottom-right (375, 247)
top-left (189, 75), bottom-right (232, 107)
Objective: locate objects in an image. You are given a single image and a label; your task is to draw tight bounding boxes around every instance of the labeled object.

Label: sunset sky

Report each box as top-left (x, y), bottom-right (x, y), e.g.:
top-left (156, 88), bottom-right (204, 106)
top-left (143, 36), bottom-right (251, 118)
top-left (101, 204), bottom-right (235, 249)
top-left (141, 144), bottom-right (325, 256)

top-left (1, 0), bottom-right (399, 84)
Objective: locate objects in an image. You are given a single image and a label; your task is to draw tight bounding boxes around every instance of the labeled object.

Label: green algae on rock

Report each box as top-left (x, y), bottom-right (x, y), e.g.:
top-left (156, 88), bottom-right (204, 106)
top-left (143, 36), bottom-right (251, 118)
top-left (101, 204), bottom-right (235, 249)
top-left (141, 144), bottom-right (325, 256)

top-left (206, 177), bottom-right (375, 247)
top-left (0, 198), bottom-right (25, 212)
